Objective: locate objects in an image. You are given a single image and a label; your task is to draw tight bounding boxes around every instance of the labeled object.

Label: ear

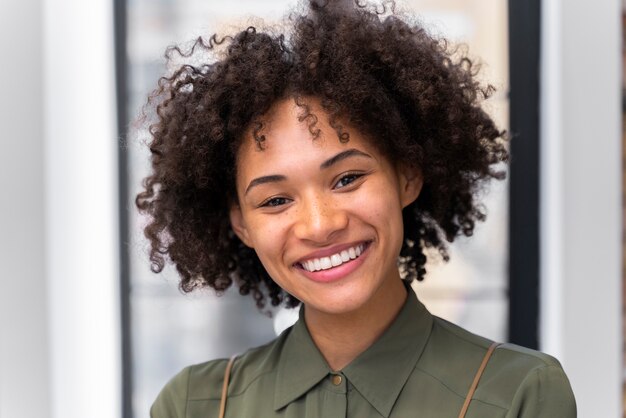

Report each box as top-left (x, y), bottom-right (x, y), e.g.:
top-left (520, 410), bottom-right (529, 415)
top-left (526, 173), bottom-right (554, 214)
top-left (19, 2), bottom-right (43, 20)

top-left (229, 204), bottom-right (253, 248)
top-left (397, 164), bottom-right (423, 208)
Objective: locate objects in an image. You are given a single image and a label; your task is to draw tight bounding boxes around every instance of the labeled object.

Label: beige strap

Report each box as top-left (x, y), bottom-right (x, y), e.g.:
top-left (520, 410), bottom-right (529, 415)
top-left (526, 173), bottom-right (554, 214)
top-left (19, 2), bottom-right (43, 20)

top-left (218, 355), bottom-right (238, 418)
top-left (458, 342), bottom-right (500, 418)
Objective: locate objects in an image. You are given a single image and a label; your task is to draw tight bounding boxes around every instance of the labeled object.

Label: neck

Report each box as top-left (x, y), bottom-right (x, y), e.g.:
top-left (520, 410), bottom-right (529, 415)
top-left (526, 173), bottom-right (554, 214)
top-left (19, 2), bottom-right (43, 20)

top-left (304, 279), bottom-right (408, 371)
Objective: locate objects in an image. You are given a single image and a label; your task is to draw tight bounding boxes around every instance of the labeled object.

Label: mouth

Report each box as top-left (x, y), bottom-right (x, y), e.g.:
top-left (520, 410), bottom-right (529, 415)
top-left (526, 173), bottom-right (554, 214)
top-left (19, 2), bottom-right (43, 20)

top-left (295, 241), bottom-right (372, 272)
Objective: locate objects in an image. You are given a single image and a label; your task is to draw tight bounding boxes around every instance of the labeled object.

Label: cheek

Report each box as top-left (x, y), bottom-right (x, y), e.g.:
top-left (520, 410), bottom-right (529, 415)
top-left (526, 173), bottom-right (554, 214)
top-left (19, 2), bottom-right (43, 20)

top-left (246, 215), bottom-right (292, 269)
top-left (348, 179), bottom-right (406, 255)
top-left (352, 178), bottom-right (404, 225)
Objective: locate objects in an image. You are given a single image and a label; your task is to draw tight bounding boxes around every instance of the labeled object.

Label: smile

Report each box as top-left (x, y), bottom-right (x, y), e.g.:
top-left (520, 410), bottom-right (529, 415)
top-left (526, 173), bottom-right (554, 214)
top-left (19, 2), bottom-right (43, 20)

top-left (298, 243), bottom-right (367, 272)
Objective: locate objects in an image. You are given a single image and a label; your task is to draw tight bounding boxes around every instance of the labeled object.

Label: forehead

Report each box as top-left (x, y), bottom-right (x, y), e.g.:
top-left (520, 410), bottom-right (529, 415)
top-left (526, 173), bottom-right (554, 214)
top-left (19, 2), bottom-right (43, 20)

top-left (236, 97), bottom-right (379, 167)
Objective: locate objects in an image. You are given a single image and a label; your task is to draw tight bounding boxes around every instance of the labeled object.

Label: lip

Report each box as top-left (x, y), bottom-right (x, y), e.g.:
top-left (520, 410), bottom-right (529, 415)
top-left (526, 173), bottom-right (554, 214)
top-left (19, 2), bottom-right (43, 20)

top-left (294, 240), bottom-right (371, 264)
top-left (294, 241), bottom-right (372, 283)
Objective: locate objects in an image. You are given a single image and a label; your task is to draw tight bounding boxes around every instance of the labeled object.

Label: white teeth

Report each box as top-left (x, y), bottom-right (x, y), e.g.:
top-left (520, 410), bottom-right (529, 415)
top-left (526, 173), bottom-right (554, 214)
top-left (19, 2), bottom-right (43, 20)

top-left (313, 259), bottom-right (321, 271)
top-left (299, 243), bottom-right (368, 272)
top-left (320, 257), bottom-right (332, 270)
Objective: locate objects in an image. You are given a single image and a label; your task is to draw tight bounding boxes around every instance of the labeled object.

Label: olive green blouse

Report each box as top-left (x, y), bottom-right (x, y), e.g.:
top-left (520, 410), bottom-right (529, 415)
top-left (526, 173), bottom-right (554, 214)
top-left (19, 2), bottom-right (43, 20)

top-left (151, 290), bottom-right (576, 417)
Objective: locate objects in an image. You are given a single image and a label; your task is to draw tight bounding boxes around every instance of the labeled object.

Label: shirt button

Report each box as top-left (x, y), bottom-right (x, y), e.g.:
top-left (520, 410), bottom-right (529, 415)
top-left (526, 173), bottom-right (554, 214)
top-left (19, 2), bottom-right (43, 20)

top-left (331, 374), bottom-right (342, 385)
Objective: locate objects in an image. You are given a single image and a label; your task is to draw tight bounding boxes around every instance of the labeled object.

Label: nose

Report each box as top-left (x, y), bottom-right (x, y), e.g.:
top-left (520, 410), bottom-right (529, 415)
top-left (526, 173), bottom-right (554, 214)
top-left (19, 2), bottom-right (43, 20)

top-left (293, 193), bottom-right (348, 244)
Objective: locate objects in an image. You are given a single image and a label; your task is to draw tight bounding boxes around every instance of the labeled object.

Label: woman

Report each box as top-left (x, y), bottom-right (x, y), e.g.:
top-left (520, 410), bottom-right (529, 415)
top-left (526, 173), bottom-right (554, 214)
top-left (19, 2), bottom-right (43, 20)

top-left (138, 1), bottom-right (576, 416)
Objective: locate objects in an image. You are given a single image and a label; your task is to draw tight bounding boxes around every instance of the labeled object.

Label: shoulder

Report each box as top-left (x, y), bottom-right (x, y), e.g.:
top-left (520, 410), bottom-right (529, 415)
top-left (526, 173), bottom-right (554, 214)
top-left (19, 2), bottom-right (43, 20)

top-left (419, 316), bottom-right (576, 416)
top-left (481, 344), bottom-right (576, 417)
top-left (187, 331), bottom-right (287, 400)
top-left (150, 365), bottom-right (192, 418)
top-left (150, 329), bottom-right (289, 417)
top-left (427, 315), bottom-right (566, 372)
top-left (416, 315), bottom-right (496, 395)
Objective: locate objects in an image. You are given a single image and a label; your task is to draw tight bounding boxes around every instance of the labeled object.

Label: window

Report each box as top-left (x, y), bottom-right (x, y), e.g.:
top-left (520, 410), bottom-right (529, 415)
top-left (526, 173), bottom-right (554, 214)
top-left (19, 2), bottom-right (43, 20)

top-left (121, 1), bottom-right (511, 416)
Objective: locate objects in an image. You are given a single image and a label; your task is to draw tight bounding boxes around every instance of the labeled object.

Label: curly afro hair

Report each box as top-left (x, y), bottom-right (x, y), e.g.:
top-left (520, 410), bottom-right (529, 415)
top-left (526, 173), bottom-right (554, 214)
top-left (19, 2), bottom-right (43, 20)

top-left (136, 0), bottom-right (508, 309)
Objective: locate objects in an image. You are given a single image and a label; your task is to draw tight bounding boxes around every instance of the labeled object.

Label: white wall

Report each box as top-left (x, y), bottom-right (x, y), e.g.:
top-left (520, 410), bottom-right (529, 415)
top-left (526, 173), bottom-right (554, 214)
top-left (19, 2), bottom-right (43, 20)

top-left (43, 0), bottom-right (121, 417)
top-left (540, 0), bottom-right (622, 417)
top-left (1, 0), bottom-right (623, 416)
top-left (0, 0), bottom-right (121, 417)
top-left (0, 1), bottom-right (50, 417)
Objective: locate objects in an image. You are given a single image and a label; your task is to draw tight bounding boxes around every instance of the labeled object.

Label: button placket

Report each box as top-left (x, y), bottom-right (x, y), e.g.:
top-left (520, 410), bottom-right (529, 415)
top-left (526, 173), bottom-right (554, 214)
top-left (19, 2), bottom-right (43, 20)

top-left (322, 372), bottom-right (347, 394)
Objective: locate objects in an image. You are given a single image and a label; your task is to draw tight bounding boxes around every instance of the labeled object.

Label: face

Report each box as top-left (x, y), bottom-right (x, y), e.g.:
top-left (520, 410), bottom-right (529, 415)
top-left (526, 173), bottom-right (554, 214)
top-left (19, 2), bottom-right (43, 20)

top-left (230, 98), bottom-right (422, 317)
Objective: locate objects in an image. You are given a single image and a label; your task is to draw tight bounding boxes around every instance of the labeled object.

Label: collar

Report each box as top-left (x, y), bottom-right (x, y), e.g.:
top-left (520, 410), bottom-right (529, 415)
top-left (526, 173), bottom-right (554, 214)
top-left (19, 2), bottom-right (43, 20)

top-left (273, 286), bottom-right (433, 417)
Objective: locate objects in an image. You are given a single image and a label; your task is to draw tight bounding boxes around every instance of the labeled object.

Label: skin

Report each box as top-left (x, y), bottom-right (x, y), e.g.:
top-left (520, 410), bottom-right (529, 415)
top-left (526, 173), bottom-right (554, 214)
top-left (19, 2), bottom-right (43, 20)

top-left (230, 97), bottom-right (423, 370)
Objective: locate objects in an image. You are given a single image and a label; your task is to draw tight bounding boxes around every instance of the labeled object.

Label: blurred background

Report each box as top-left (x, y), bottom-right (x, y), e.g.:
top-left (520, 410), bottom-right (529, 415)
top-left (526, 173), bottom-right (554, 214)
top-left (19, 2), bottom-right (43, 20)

top-left (0, 0), bottom-right (621, 417)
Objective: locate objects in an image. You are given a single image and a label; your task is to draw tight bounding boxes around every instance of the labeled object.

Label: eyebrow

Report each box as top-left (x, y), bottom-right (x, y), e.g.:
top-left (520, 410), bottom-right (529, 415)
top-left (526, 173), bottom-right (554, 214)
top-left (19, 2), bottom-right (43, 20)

top-left (244, 148), bottom-right (373, 195)
top-left (244, 174), bottom-right (287, 195)
top-left (319, 148), bottom-right (372, 169)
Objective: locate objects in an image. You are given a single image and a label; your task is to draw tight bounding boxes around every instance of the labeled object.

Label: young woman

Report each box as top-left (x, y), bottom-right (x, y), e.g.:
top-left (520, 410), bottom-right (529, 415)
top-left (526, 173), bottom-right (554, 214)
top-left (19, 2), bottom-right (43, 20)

top-left (138, 1), bottom-right (576, 416)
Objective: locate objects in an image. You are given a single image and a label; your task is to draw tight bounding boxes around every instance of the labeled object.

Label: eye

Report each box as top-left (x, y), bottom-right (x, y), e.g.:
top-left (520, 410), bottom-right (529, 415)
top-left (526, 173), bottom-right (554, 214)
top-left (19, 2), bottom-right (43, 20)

top-left (334, 172), bottom-right (364, 189)
top-left (260, 197), bottom-right (290, 208)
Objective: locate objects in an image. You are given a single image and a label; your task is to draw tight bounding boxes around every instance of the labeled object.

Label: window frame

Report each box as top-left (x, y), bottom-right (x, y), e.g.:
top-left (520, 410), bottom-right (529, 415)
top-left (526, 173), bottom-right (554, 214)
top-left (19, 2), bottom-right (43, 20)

top-left (507, 0), bottom-right (541, 348)
top-left (115, 0), bottom-right (543, 415)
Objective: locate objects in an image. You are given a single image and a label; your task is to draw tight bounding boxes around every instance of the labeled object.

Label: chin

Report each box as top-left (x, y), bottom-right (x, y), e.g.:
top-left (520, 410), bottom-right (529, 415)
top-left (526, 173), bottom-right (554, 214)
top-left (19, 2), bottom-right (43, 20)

top-left (301, 286), bottom-right (377, 316)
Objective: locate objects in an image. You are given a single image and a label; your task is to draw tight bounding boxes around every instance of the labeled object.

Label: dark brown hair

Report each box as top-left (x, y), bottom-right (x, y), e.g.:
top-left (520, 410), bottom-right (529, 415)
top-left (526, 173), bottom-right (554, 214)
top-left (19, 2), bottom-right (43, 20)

top-left (136, 0), bottom-right (508, 309)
